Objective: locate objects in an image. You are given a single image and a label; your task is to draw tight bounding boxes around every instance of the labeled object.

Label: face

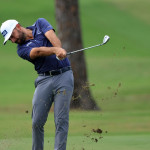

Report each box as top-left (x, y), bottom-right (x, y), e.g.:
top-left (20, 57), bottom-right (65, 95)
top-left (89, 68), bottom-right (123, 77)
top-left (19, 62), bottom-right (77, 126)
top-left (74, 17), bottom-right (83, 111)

top-left (9, 28), bottom-right (26, 44)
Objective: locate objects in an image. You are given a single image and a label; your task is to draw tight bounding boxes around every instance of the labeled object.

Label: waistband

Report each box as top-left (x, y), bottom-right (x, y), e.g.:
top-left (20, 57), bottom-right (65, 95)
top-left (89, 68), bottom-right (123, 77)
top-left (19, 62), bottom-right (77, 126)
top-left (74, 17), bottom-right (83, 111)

top-left (38, 66), bottom-right (71, 76)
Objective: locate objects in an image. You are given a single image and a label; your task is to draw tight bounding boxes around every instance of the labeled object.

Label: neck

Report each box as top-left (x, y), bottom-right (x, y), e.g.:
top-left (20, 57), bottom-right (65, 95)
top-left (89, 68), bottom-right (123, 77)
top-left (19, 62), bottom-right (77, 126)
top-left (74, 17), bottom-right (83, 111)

top-left (26, 29), bottom-right (34, 40)
top-left (21, 27), bottom-right (33, 40)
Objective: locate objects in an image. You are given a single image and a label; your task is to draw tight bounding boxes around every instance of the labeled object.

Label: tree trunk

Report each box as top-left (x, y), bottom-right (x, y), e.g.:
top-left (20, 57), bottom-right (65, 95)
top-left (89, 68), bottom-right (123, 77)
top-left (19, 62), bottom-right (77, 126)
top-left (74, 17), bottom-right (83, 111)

top-left (55, 0), bottom-right (99, 110)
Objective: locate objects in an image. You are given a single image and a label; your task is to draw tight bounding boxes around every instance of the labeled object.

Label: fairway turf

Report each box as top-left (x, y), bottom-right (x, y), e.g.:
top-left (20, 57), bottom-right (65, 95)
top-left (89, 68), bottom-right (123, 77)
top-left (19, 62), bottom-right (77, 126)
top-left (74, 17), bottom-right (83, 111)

top-left (1, 135), bottom-right (150, 150)
top-left (0, 110), bottom-right (150, 150)
top-left (0, 0), bottom-right (150, 150)
top-left (0, 111), bottom-right (150, 150)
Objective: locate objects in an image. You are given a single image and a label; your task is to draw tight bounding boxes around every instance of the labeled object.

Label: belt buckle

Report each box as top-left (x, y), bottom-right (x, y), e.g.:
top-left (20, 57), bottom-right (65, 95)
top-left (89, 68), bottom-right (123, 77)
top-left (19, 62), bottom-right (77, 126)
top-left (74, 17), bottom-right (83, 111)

top-left (49, 71), bottom-right (53, 76)
top-left (60, 68), bottom-right (63, 74)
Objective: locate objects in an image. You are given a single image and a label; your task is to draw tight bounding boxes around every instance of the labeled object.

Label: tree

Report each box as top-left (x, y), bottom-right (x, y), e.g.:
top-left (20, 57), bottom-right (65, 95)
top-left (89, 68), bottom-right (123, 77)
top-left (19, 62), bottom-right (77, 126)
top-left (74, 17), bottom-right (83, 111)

top-left (55, 0), bottom-right (99, 110)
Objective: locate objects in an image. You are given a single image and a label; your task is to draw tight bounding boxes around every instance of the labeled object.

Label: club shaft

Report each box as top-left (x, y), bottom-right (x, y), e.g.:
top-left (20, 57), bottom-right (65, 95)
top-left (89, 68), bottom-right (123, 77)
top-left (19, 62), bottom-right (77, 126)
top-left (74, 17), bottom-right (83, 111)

top-left (67, 43), bottom-right (104, 55)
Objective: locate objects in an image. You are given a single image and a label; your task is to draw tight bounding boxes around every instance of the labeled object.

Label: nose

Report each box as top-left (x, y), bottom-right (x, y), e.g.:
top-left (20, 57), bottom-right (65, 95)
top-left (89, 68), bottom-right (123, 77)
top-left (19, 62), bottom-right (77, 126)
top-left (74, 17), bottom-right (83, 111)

top-left (9, 37), bottom-right (16, 43)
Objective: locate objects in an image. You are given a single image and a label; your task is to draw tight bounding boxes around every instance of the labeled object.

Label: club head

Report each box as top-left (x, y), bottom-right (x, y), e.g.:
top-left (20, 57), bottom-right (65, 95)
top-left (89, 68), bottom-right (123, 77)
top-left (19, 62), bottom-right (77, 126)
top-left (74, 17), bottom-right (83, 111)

top-left (103, 35), bottom-right (110, 44)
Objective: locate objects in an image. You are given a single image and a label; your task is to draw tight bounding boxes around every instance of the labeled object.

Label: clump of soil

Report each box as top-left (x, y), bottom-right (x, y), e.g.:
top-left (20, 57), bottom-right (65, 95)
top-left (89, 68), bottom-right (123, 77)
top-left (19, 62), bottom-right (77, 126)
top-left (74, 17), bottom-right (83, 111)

top-left (25, 110), bottom-right (29, 113)
top-left (92, 128), bottom-right (103, 134)
top-left (91, 137), bottom-right (98, 143)
top-left (85, 128), bottom-right (108, 143)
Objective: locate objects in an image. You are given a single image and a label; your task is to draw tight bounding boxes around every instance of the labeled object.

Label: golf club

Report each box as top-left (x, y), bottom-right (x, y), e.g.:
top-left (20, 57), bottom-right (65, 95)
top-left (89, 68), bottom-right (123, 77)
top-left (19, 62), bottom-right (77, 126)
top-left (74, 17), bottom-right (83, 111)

top-left (67, 35), bottom-right (110, 55)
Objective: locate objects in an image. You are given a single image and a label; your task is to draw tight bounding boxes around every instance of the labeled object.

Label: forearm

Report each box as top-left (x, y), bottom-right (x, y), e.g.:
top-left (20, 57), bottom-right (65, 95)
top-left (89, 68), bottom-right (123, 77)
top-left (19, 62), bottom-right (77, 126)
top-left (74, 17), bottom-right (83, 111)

top-left (30, 30), bottom-right (66, 60)
top-left (45, 30), bottom-right (62, 47)
top-left (30, 47), bottom-right (66, 60)
top-left (30, 47), bottom-right (58, 59)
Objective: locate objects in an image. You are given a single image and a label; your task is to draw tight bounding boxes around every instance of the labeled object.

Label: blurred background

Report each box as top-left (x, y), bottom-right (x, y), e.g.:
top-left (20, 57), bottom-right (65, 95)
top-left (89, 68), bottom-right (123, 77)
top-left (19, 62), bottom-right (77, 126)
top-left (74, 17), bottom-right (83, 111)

top-left (0, 0), bottom-right (150, 150)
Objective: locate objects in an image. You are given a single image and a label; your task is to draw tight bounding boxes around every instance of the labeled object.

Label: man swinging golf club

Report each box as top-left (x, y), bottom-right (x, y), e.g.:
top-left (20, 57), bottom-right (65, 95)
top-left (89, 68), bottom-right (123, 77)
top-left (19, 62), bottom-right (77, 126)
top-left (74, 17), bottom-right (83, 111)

top-left (0, 18), bottom-right (74, 150)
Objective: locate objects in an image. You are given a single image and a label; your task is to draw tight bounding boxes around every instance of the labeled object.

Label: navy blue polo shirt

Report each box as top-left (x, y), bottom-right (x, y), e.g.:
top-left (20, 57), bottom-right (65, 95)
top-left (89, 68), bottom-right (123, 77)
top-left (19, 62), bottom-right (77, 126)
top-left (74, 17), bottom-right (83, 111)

top-left (17, 18), bottom-right (70, 74)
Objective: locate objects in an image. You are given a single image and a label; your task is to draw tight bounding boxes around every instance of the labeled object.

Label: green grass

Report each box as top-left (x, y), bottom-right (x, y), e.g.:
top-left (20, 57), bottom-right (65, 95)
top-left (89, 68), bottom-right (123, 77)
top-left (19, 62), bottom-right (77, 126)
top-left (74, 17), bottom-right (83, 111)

top-left (1, 135), bottom-right (150, 150)
top-left (86, 57), bottom-right (150, 111)
top-left (0, 110), bottom-right (150, 138)
top-left (0, 0), bottom-right (150, 149)
top-left (105, 0), bottom-right (150, 25)
top-left (0, 111), bottom-right (150, 149)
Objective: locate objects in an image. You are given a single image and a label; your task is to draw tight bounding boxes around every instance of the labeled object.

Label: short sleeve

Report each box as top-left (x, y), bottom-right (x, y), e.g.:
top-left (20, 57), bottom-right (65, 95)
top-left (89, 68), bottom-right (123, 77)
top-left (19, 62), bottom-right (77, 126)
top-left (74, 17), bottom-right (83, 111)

top-left (17, 46), bottom-right (33, 62)
top-left (37, 18), bottom-right (54, 34)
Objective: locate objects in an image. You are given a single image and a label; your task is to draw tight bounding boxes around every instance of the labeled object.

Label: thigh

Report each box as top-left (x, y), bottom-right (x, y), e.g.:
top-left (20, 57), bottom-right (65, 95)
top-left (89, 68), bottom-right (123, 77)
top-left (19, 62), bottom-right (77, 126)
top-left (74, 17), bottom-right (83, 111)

top-left (54, 70), bottom-right (74, 120)
top-left (32, 76), bottom-right (54, 124)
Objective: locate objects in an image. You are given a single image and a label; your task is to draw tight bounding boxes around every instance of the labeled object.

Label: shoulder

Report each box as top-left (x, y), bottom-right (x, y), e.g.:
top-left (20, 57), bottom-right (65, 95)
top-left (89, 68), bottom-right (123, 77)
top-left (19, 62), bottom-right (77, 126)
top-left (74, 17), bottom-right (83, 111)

top-left (37, 18), bottom-right (47, 22)
top-left (17, 44), bottom-right (33, 61)
top-left (36, 18), bottom-right (49, 25)
top-left (17, 44), bottom-right (27, 56)
top-left (35, 18), bottom-right (54, 34)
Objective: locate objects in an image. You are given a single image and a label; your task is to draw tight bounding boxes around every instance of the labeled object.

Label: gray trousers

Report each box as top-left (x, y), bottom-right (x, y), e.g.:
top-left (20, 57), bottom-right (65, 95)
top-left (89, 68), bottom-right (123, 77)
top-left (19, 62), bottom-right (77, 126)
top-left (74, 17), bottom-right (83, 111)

top-left (32, 70), bottom-right (74, 150)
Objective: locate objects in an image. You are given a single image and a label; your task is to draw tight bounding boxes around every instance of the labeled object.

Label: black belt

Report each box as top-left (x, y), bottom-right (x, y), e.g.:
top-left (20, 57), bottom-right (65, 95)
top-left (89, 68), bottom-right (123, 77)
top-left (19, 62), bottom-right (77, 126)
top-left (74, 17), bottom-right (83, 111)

top-left (39, 66), bottom-right (71, 76)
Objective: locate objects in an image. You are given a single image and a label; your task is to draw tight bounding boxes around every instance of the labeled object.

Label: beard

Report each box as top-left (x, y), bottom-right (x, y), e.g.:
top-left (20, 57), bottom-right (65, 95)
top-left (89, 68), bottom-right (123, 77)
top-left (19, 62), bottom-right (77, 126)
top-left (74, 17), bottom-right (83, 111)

top-left (15, 30), bottom-right (26, 45)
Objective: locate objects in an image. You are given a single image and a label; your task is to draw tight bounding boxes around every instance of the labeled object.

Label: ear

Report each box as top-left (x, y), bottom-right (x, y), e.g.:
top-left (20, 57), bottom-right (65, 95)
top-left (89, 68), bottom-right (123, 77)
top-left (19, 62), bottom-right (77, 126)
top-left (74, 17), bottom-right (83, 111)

top-left (16, 24), bottom-right (21, 30)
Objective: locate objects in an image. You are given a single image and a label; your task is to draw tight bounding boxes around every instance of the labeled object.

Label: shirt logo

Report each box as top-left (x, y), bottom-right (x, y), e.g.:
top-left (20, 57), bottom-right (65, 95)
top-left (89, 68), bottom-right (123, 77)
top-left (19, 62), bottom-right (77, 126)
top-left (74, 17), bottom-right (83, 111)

top-left (2, 30), bottom-right (7, 37)
top-left (26, 42), bottom-right (32, 47)
top-left (37, 29), bottom-right (41, 35)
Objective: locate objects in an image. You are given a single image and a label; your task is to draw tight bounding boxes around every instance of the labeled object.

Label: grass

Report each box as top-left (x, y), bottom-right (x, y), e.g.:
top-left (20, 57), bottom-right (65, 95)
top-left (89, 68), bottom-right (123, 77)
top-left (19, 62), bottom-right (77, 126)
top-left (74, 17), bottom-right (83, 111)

top-left (0, 110), bottom-right (149, 138)
top-left (1, 135), bottom-right (150, 150)
top-left (105, 0), bottom-right (150, 25)
top-left (86, 57), bottom-right (150, 111)
top-left (0, 0), bottom-right (150, 149)
top-left (0, 110), bottom-right (150, 150)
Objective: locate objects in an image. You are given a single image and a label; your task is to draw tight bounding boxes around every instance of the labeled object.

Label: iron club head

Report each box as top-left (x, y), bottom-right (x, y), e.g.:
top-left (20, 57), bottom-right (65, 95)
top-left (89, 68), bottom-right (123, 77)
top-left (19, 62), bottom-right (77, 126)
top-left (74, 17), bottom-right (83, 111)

top-left (103, 35), bottom-right (110, 44)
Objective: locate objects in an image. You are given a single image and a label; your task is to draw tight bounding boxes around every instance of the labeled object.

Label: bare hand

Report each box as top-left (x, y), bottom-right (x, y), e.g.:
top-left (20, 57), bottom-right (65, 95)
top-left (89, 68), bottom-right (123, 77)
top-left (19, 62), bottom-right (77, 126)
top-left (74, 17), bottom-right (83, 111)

top-left (55, 48), bottom-right (67, 60)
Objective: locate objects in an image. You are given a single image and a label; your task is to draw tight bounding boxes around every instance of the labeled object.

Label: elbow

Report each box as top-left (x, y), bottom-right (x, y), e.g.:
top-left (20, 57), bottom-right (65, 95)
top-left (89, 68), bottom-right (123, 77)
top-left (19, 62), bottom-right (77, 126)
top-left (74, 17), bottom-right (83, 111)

top-left (30, 48), bottom-right (40, 59)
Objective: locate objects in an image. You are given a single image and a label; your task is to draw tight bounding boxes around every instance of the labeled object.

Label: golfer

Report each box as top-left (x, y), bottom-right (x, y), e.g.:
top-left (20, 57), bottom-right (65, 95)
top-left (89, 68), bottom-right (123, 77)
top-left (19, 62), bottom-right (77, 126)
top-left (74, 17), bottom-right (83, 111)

top-left (0, 18), bottom-right (74, 150)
